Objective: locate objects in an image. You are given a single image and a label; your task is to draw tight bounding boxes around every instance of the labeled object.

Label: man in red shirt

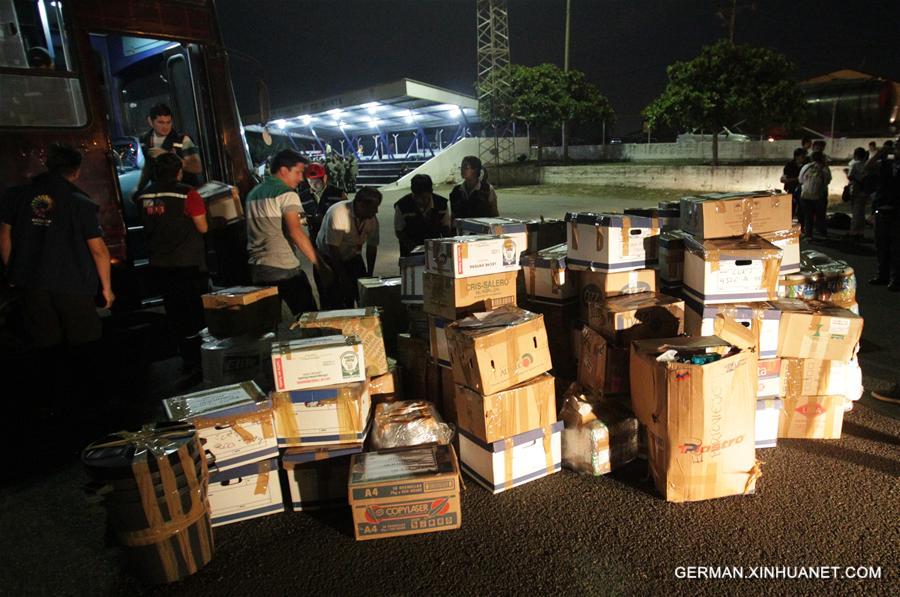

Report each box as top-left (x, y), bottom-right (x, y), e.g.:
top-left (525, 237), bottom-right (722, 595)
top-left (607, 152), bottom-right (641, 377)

top-left (134, 153), bottom-right (209, 370)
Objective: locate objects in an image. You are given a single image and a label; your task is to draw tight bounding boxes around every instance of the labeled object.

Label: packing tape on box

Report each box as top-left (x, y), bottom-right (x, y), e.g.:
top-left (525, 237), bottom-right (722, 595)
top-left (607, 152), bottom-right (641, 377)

top-left (620, 217), bottom-right (631, 257)
top-left (781, 358), bottom-right (833, 397)
top-left (121, 443), bottom-right (211, 582)
top-left (798, 314), bottom-right (828, 359)
top-left (254, 460), bottom-right (272, 495)
top-left (570, 221), bottom-right (580, 250)
top-left (272, 392), bottom-right (301, 442)
top-left (761, 252), bottom-right (782, 299)
top-left (193, 409), bottom-right (276, 443)
top-left (741, 197), bottom-right (753, 237)
top-left (745, 460), bottom-right (763, 495)
top-left (711, 305), bottom-right (762, 351)
top-left (782, 395), bottom-right (842, 437)
top-left (550, 263), bottom-right (563, 294)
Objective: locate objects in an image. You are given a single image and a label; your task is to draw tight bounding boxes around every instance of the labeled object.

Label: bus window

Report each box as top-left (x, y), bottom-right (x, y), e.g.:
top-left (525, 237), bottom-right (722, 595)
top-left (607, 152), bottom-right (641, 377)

top-left (0, 0), bottom-right (87, 127)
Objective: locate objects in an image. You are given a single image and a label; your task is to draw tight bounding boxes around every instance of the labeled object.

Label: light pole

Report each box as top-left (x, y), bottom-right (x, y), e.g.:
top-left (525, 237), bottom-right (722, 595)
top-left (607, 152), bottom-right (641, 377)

top-left (561, 0), bottom-right (571, 161)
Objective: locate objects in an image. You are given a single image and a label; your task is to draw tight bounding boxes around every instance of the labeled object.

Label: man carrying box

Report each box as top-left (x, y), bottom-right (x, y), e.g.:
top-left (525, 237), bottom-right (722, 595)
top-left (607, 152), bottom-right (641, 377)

top-left (316, 187), bottom-right (382, 308)
top-left (245, 150), bottom-right (331, 316)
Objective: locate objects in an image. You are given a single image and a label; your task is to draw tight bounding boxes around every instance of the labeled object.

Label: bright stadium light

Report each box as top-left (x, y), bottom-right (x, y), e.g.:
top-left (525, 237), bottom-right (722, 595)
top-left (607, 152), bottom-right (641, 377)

top-left (326, 108), bottom-right (344, 119)
top-left (272, 119), bottom-right (287, 129)
top-left (403, 109), bottom-right (417, 124)
top-left (301, 115), bottom-right (313, 125)
top-left (363, 102), bottom-right (381, 114)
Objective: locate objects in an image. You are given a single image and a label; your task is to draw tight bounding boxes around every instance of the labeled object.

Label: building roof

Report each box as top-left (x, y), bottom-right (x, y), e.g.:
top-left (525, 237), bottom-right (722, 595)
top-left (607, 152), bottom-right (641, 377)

top-left (244, 78), bottom-right (479, 139)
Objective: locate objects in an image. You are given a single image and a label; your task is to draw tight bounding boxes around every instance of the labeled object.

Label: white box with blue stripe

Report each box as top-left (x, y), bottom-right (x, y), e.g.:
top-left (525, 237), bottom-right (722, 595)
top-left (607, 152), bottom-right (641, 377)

top-left (683, 234), bottom-right (783, 304)
top-left (458, 421), bottom-right (563, 494)
top-left (565, 212), bottom-right (659, 272)
top-left (755, 398), bottom-right (782, 448)
top-left (683, 296), bottom-right (782, 359)
top-left (163, 381), bottom-right (278, 472)
top-left (272, 381), bottom-right (371, 447)
top-left (207, 457), bottom-right (284, 527)
top-left (520, 243), bottom-right (577, 304)
top-left (271, 335), bottom-right (366, 393)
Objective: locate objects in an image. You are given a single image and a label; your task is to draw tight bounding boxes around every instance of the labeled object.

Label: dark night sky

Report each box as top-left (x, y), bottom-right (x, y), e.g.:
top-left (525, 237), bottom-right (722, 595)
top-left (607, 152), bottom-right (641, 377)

top-left (217, 0), bottom-right (900, 136)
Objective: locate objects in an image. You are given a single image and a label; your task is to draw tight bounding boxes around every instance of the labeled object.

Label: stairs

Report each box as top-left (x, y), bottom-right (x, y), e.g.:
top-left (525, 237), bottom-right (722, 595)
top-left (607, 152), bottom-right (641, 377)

top-left (356, 157), bottom-right (429, 187)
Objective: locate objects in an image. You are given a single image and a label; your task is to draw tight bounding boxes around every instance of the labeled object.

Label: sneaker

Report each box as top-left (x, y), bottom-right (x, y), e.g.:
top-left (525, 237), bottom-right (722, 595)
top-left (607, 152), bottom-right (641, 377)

top-left (869, 277), bottom-right (889, 285)
top-left (870, 385), bottom-right (900, 404)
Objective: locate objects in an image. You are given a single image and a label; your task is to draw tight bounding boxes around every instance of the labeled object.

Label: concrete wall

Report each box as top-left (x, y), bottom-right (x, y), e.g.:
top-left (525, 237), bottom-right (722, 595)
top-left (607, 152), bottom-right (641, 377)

top-left (383, 137), bottom-right (530, 190)
top-left (539, 137), bottom-right (891, 163)
top-left (536, 163), bottom-right (846, 197)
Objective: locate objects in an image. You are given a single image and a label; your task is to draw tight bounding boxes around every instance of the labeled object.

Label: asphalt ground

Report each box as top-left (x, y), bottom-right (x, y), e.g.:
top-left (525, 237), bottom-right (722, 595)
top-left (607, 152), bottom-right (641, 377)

top-left (1, 184), bottom-right (898, 596)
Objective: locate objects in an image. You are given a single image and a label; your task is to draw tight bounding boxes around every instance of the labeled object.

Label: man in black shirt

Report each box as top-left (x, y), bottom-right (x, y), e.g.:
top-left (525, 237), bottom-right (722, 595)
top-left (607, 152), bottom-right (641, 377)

top-left (0, 144), bottom-right (114, 346)
top-left (298, 162), bottom-right (347, 241)
top-left (394, 174), bottom-right (451, 256)
top-left (781, 147), bottom-right (807, 219)
top-left (134, 153), bottom-right (209, 368)
top-left (868, 140), bottom-right (900, 290)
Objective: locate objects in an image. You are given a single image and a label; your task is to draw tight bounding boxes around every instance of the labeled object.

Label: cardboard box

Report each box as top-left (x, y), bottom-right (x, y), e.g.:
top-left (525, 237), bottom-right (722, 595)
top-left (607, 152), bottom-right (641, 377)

top-left (565, 212), bottom-right (659, 272)
top-left (584, 292), bottom-right (685, 348)
top-left (399, 248), bottom-right (426, 304)
top-left (197, 181), bottom-right (243, 227)
top-left (455, 217), bottom-right (529, 257)
top-left (163, 382), bottom-right (277, 471)
top-left (625, 206), bottom-right (680, 232)
top-left (207, 458), bottom-right (283, 527)
top-left (683, 297), bottom-right (782, 359)
top-left (202, 286), bottom-right (281, 339)
top-left (454, 373), bottom-right (557, 444)
top-left (577, 326), bottom-right (630, 396)
top-left (348, 445), bottom-right (462, 541)
top-left (423, 270), bottom-right (518, 320)
top-left (446, 307), bottom-right (552, 395)
top-left (370, 400), bottom-right (453, 450)
top-left (396, 333), bottom-right (430, 400)
top-left (200, 331), bottom-right (275, 389)
top-left (425, 235), bottom-right (521, 278)
top-left (458, 421), bottom-right (562, 493)
top-left (428, 315), bottom-right (452, 367)
top-left (778, 395), bottom-right (846, 439)
top-left (683, 235), bottom-right (783, 304)
top-left (369, 358), bottom-right (399, 399)
top-left (358, 277), bottom-right (405, 353)
top-left (780, 358), bottom-right (863, 402)
top-left (456, 217), bottom-right (567, 254)
top-left (756, 398), bottom-right (781, 448)
top-left (680, 192), bottom-right (792, 239)
top-left (560, 397), bottom-right (638, 475)
top-left (774, 299), bottom-right (863, 361)
top-left (630, 337), bottom-right (760, 502)
top-left (295, 308), bottom-right (389, 377)
top-left (577, 269), bottom-right (656, 320)
top-left (523, 300), bottom-right (579, 380)
top-left (405, 304), bottom-right (429, 340)
top-left (272, 381), bottom-right (371, 447)
top-left (758, 358), bottom-right (781, 399)
top-left (760, 225), bottom-right (801, 274)
top-left (271, 335), bottom-right (366, 392)
top-left (657, 230), bottom-right (686, 284)
top-left (281, 443), bottom-right (362, 511)
top-left (520, 244), bottom-right (577, 304)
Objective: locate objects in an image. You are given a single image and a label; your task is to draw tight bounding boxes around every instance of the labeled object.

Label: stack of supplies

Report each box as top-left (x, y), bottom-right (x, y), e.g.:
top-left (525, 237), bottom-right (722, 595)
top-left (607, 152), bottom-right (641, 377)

top-left (559, 383), bottom-right (639, 476)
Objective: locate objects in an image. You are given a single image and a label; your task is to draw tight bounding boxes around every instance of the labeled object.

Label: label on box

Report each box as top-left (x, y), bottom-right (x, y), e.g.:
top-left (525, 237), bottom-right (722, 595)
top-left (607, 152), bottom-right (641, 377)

top-left (829, 318), bottom-right (851, 336)
top-left (716, 261), bottom-right (766, 291)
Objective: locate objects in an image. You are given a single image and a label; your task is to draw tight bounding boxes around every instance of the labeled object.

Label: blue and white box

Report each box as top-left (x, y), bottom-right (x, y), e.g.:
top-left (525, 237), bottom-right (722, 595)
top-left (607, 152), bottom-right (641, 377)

top-left (520, 243), bottom-right (577, 305)
top-left (456, 217), bottom-right (529, 258)
top-left (272, 381), bottom-right (371, 447)
top-left (755, 398), bottom-right (782, 448)
top-left (163, 381), bottom-right (278, 472)
top-left (207, 457), bottom-right (284, 527)
top-left (682, 235), bottom-right (783, 304)
top-left (565, 212), bottom-right (658, 272)
top-left (280, 443), bottom-right (363, 511)
top-left (400, 247), bottom-right (426, 304)
top-left (683, 296), bottom-right (782, 359)
top-left (459, 421), bottom-right (563, 494)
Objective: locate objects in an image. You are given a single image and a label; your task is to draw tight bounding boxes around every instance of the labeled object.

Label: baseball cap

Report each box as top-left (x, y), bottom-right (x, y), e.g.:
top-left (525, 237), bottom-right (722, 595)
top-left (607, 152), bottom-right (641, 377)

top-left (306, 163), bottom-right (326, 179)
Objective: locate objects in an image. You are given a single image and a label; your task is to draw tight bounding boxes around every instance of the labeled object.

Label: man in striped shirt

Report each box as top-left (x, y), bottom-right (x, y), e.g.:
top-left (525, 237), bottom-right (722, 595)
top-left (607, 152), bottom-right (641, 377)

top-left (245, 149), bottom-right (330, 315)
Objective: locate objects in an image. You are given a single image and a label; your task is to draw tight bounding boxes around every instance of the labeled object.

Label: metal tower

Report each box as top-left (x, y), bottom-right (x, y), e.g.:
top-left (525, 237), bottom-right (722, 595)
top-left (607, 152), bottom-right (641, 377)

top-left (476, 0), bottom-right (515, 180)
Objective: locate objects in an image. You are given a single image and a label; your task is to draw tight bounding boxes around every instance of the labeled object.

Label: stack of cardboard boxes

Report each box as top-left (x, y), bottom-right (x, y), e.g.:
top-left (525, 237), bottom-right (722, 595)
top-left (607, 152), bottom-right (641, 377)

top-left (199, 286), bottom-right (283, 387)
top-left (420, 235), bottom-right (520, 421)
top-left (447, 306), bottom-right (561, 493)
top-left (678, 192), bottom-right (789, 449)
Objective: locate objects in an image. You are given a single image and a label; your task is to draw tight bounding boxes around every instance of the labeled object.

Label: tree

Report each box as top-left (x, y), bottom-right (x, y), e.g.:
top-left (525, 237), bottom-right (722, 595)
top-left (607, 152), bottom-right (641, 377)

top-left (643, 40), bottom-right (807, 165)
top-left (480, 63), bottom-right (614, 163)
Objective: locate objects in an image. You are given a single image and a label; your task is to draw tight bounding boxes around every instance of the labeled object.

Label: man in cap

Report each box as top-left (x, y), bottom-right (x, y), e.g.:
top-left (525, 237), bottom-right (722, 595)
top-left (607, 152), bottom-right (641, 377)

top-left (298, 162), bottom-right (347, 241)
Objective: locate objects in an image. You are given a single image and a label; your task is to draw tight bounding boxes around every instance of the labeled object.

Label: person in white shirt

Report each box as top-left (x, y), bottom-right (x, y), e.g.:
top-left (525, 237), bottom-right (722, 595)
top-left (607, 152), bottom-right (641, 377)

top-left (315, 187), bottom-right (382, 308)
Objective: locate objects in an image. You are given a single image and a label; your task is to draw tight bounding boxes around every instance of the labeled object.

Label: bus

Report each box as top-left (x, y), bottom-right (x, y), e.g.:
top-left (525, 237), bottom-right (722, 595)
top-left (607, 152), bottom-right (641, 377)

top-left (0, 0), bottom-right (257, 310)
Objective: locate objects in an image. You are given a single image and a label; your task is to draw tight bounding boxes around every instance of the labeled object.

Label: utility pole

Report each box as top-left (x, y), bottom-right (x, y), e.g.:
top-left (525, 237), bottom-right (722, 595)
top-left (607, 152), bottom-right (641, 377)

top-left (561, 0), bottom-right (571, 161)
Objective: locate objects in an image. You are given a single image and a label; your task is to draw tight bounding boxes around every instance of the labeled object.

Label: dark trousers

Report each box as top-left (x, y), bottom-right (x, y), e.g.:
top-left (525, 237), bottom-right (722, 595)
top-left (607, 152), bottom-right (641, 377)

top-left (315, 255), bottom-right (367, 309)
top-left (874, 209), bottom-right (900, 281)
top-left (152, 266), bottom-right (209, 366)
top-left (801, 197), bottom-right (828, 237)
top-left (273, 271), bottom-right (318, 316)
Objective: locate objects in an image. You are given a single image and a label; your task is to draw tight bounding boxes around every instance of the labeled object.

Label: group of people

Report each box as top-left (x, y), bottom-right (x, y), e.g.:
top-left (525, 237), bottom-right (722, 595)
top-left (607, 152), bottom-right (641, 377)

top-left (0, 101), bottom-right (502, 377)
top-left (781, 136), bottom-right (900, 290)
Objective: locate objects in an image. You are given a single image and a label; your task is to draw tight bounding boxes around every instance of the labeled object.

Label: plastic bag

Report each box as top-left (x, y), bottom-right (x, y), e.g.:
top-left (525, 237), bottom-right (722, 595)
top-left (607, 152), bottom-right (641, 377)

top-left (370, 401), bottom-right (454, 450)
